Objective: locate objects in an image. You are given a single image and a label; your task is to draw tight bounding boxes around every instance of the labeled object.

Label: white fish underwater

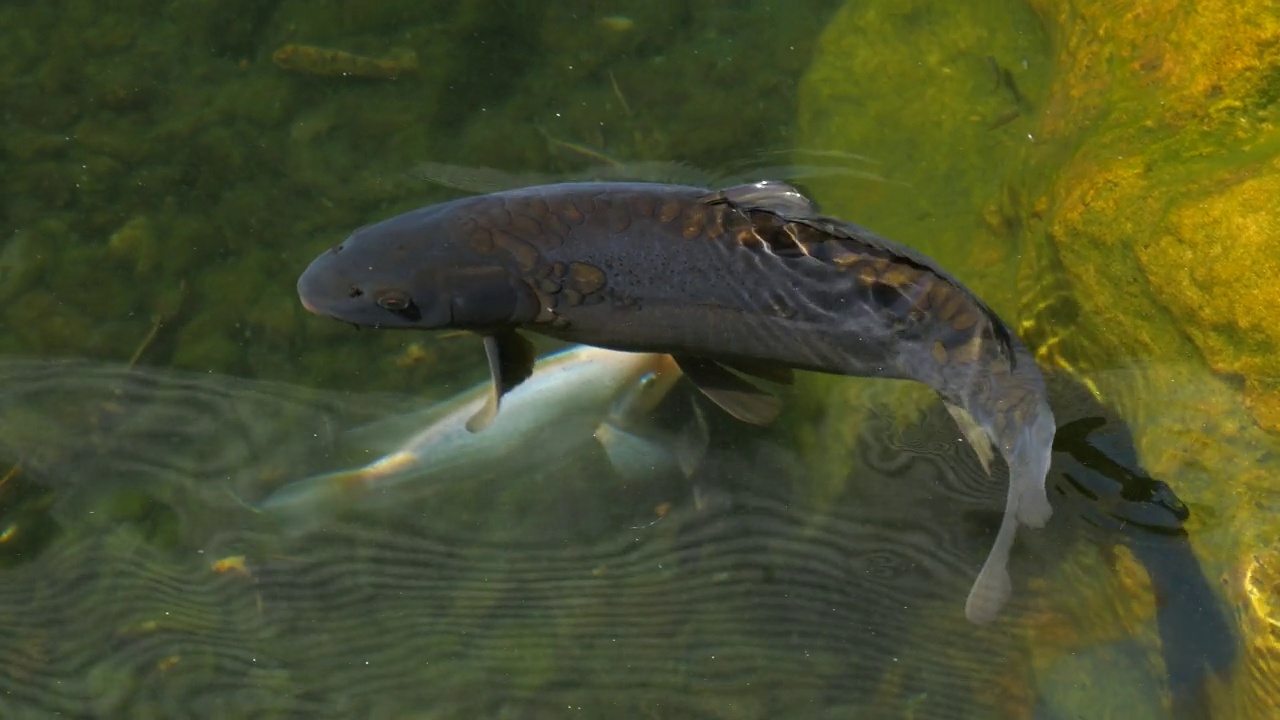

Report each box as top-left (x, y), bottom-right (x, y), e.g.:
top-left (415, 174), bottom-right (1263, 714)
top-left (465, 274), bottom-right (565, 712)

top-left (258, 346), bottom-right (707, 525)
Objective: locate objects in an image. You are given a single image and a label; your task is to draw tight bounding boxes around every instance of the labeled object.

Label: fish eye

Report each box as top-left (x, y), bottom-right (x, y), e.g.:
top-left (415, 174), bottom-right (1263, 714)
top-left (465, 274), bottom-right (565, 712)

top-left (374, 288), bottom-right (412, 311)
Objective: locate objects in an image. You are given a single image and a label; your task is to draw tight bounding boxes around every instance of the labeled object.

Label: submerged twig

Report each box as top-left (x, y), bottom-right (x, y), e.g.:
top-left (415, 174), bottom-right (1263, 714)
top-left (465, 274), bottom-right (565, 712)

top-left (536, 125), bottom-right (624, 167)
top-left (608, 70), bottom-right (632, 117)
top-left (127, 279), bottom-right (188, 369)
top-left (0, 463), bottom-right (20, 493)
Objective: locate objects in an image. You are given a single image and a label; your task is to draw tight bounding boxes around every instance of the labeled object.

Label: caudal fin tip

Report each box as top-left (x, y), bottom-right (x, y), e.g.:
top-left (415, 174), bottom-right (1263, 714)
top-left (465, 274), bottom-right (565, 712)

top-left (964, 567), bottom-right (1012, 624)
top-left (1017, 495), bottom-right (1054, 528)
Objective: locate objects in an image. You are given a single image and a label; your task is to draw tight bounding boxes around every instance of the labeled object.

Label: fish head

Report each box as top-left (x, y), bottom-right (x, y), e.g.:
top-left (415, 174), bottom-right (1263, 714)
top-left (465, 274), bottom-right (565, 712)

top-left (297, 200), bottom-right (542, 331)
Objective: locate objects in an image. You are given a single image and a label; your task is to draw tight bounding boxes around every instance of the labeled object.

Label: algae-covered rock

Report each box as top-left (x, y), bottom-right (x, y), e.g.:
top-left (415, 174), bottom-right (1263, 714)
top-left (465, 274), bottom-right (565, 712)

top-left (1021, 0), bottom-right (1280, 431)
top-left (798, 0), bottom-right (1280, 716)
top-left (796, 0), bottom-right (1053, 298)
top-left (1239, 542), bottom-right (1280, 715)
top-left (790, 0), bottom-right (1057, 504)
top-left (1136, 167), bottom-right (1280, 431)
top-left (1009, 3), bottom-right (1280, 709)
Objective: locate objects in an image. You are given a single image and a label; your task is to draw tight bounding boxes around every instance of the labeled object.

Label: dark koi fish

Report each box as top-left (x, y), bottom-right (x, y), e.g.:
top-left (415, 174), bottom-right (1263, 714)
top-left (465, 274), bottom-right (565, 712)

top-left (296, 181), bottom-right (1056, 622)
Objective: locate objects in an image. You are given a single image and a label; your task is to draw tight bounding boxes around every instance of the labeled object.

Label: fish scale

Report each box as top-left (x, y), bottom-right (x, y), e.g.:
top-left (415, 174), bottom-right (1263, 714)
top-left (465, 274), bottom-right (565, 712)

top-left (473, 186), bottom-right (1016, 372)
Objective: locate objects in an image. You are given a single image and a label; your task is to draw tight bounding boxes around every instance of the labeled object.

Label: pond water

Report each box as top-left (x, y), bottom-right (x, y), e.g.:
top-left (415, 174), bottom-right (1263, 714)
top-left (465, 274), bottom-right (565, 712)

top-left (1, 1), bottom-right (1276, 718)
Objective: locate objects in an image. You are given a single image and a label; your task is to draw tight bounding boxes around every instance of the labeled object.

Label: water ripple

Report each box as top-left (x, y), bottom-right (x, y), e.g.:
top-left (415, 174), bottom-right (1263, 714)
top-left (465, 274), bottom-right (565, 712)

top-left (0, 357), bottom-right (1214, 718)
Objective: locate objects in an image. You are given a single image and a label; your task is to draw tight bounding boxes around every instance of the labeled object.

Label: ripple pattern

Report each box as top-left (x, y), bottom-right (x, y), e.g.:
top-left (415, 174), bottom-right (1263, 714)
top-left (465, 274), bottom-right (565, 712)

top-left (0, 357), bottom-right (1193, 718)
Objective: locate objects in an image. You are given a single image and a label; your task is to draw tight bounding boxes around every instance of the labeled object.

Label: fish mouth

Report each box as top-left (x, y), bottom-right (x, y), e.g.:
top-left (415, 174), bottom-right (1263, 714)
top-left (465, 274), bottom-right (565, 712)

top-left (296, 276), bottom-right (323, 316)
top-left (296, 258), bottom-right (341, 318)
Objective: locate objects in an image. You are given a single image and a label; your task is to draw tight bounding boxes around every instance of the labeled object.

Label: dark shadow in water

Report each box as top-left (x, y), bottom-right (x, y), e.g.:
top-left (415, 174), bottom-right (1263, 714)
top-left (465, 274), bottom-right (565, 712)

top-left (0, 357), bottom-right (1239, 718)
top-left (1031, 372), bottom-right (1238, 720)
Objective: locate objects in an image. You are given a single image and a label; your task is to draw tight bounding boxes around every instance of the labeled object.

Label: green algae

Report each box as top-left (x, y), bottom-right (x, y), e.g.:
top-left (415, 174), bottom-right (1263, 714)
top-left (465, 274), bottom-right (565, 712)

top-left (12, 0), bottom-right (1276, 715)
top-left (797, 0), bottom-right (1280, 716)
top-left (788, 0), bottom-right (1059, 509)
top-left (0, 2), bottom-right (863, 717)
top-left (796, 0), bottom-right (1053, 302)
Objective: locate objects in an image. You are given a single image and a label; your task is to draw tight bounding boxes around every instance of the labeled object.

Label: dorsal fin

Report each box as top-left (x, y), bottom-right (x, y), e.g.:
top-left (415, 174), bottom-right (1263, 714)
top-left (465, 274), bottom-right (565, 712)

top-left (698, 181), bottom-right (821, 218)
top-left (702, 180), bottom-right (1018, 368)
top-left (824, 220), bottom-right (1018, 368)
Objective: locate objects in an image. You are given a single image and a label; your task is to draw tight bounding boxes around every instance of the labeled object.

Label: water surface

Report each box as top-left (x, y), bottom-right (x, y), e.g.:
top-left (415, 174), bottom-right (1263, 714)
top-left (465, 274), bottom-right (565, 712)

top-left (0, 1), bottom-right (1271, 717)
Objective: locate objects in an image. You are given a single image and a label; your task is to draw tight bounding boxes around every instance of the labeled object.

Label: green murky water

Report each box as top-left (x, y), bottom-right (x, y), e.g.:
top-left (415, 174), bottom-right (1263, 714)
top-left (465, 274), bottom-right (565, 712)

top-left (2, 1), bottom-right (1275, 718)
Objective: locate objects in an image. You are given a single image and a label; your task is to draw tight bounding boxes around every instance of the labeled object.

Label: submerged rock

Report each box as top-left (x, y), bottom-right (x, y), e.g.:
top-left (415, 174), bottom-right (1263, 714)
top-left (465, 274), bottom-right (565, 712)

top-left (797, 0), bottom-right (1280, 715)
top-left (1023, 0), bottom-right (1280, 433)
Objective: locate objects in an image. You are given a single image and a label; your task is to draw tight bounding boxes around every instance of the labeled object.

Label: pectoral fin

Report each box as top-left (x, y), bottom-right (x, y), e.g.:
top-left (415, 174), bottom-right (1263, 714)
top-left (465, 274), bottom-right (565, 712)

top-left (719, 359), bottom-right (795, 385)
top-left (944, 402), bottom-right (995, 474)
top-left (466, 330), bottom-right (536, 433)
top-left (673, 356), bottom-right (782, 426)
top-left (605, 357), bottom-right (685, 420)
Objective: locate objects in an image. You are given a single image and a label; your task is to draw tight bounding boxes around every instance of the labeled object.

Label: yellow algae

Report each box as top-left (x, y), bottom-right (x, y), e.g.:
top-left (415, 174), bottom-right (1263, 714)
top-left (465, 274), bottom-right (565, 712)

top-left (271, 44), bottom-right (418, 80)
top-left (211, 555), bottom-right (251, 578)
top-left (598, 16), bottom-right (635, 32)
top-left (1232, 544), bottom-right (1280, 717)
top-left (1003, 543), bottom-right (1164, 709)
top-left (801, 0), bottom-right (1280, 714)
top-left (1014, 0), bottom-right (1280, 433)
top-left (1018, 0), bottom-right (1280, 409)
top-left (1135, 165), bottom-right (1280, 431)
top-left (1027, 0), bottom-right (1280, 140)
top-left (393, 341), bottom-right (436, 369)
top-left (796, 0), bottom-right (1051, 288)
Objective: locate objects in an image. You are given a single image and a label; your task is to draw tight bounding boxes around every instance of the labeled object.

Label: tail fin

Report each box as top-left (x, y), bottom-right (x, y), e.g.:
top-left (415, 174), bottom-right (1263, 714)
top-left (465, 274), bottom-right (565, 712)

top-left (946, 339), bottom-right (1056, 623)
top-left (257, 450), bottom-right (418, 531)
top-left (963, 399), bottom-right (1055, 623)
top-left (595, 397), bottom-right (711, 482)
top-left (258, 468), bottom-right (368, 518)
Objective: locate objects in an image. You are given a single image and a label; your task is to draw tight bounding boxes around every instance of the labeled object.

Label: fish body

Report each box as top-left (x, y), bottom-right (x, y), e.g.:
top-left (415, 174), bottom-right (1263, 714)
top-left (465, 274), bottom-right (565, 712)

top-left (260, 345), bottom-right (693, 523)
top-left (296, 180), bottom-right (1056, 622)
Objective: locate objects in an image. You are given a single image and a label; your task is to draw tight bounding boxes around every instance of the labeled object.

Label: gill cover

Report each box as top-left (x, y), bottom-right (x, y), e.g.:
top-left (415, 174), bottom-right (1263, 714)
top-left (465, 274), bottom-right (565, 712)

top-left (438, 266), bottom-right (540, 330)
